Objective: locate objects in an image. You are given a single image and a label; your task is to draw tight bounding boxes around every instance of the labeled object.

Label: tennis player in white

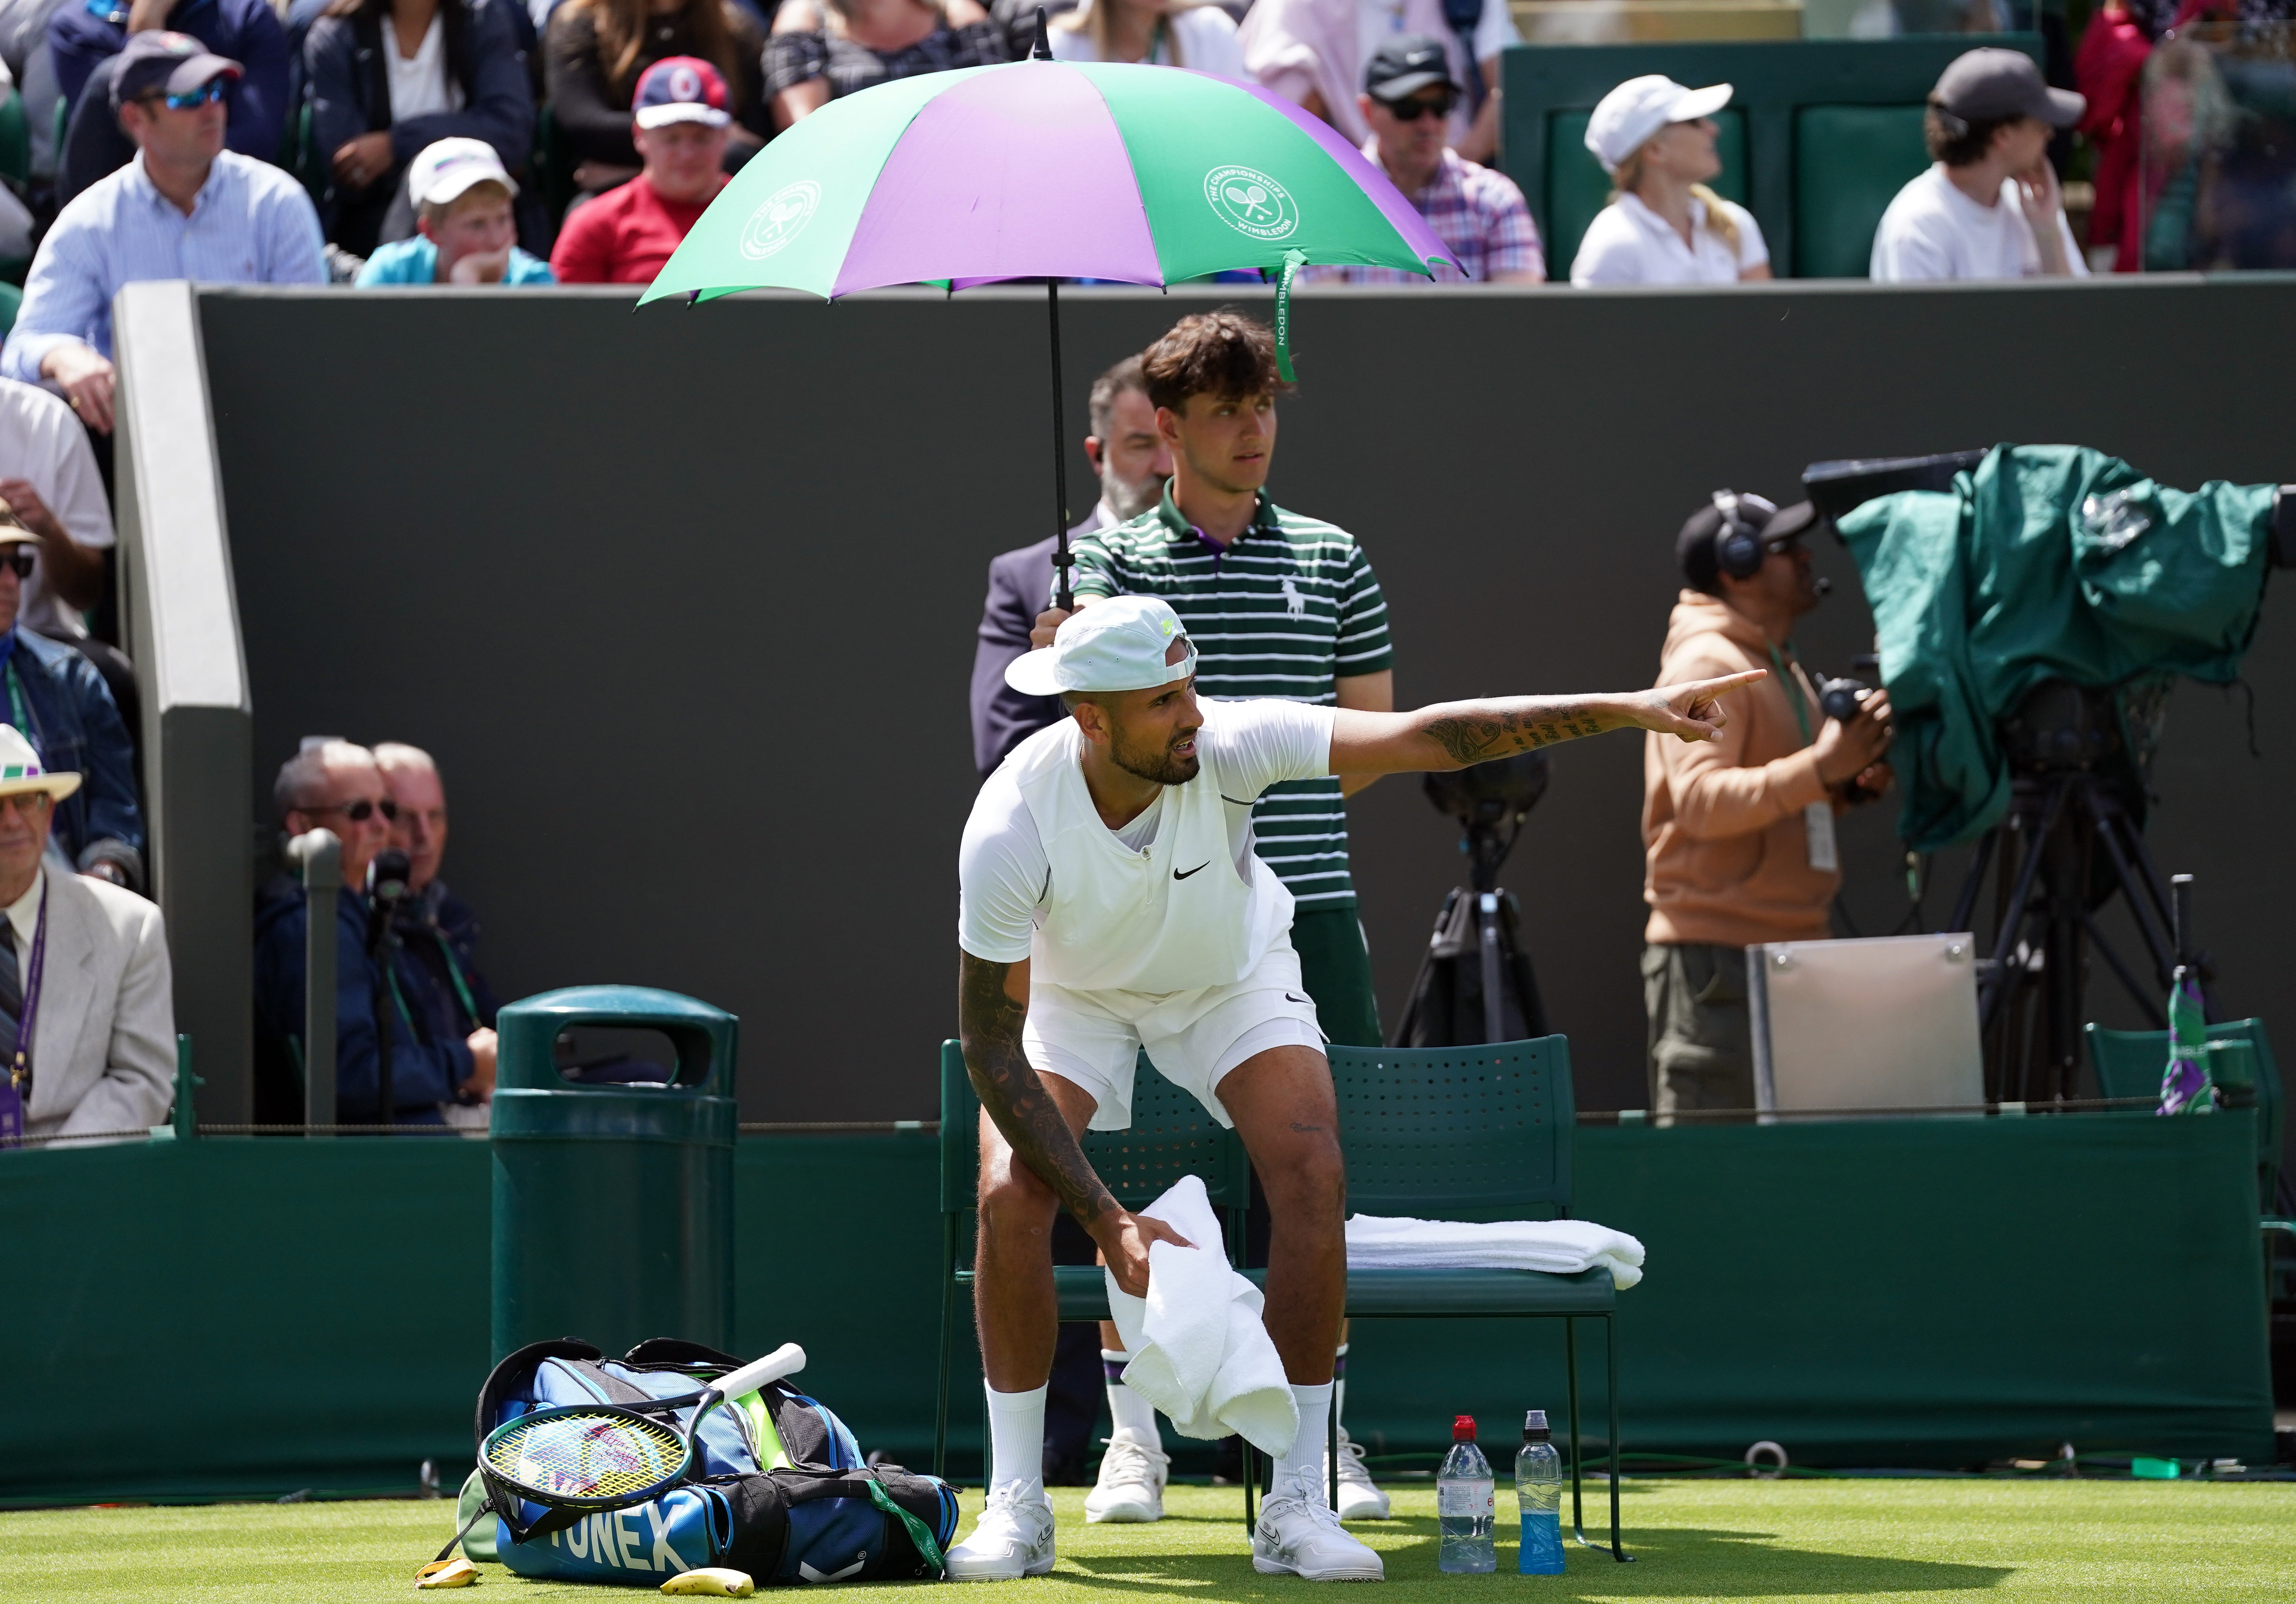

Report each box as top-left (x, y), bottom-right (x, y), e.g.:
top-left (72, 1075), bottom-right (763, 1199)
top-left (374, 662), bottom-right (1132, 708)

top-left (952, 595), bottom-right (1760, 1582)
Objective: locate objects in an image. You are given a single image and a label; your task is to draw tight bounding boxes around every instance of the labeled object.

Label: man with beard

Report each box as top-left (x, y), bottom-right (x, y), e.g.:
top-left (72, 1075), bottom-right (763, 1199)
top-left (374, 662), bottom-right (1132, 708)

top-left (947, 593), bottom-right (1759, 1580)
top-left (971, 354), bottom-right (1172, 778)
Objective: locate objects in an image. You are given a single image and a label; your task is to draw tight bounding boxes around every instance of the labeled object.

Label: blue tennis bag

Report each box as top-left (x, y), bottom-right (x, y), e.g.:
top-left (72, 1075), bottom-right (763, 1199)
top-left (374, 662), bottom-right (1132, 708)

top-left (473, 1338), bottom-right (958, 1585)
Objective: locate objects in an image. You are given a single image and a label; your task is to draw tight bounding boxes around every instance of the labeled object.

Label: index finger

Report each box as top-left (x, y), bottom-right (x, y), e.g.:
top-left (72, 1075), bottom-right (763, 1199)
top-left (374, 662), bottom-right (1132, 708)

top-left (1690, 668), bottom-right (1769, 694)
top-left (1136, 1212), bottom-right (1194, 1250)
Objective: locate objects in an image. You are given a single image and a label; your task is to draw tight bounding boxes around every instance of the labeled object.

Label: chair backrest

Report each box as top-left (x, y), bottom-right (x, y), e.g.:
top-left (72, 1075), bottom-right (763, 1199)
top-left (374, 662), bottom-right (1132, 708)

top-left (938, 1041), bottom-right (1253, 1258)
top-left (2087, 1017), bottom-right (2284, 1211)
top-left (1328, 1038), bottom-right (1575, 1223)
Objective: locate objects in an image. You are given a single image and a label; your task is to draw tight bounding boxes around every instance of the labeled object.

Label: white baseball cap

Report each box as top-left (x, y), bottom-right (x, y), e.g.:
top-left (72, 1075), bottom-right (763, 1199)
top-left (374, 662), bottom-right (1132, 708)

top-left (408, 138), bottom-right (517, 208)
top-left (1585, 75), bottom-right (1734, 174)
top-left (1006, 596), bottom-right (1200, 698)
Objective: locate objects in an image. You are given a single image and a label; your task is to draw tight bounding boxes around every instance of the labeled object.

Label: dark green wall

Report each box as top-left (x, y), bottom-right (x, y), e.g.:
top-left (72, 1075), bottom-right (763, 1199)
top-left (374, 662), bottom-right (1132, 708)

top-left (196, 280), bottom-right (2296, 1127)
top-left (1, 1116), bottom-right (2268, 1505)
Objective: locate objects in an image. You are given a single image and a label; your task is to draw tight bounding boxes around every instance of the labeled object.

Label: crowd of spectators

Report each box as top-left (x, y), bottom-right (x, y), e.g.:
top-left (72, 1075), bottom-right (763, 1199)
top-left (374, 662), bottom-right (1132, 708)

top-left (0, 0), bottom-right (2200, 340)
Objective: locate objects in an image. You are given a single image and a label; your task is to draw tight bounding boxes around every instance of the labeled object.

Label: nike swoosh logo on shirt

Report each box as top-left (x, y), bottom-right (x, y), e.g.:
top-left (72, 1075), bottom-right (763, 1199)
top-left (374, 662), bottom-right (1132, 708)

top-left (1284, 993), bottom-right (1310, 1004)
top-left (1174, 862), bottom-right (1210, 880)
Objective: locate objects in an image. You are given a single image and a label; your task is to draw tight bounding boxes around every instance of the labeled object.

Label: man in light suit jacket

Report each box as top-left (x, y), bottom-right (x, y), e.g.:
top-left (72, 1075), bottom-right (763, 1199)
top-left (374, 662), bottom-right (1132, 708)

top-left (970, 354), bottom-right (1172, 777)
top-left (0, 723), bottom-right (174, 1147)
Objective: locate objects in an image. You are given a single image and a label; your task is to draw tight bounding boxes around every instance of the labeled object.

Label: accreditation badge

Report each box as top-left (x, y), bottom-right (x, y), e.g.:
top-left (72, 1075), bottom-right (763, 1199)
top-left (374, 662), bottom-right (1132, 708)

top-left (0, 1078), bottom-right (20, 1149)
top-left (1804, 801), bottom-right (1839, 873)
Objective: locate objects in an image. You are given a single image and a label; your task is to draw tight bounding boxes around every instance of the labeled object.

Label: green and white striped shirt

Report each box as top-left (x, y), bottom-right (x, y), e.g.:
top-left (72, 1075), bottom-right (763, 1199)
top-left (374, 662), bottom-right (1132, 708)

top-left (1066, 486), bottom-right (1393, 911)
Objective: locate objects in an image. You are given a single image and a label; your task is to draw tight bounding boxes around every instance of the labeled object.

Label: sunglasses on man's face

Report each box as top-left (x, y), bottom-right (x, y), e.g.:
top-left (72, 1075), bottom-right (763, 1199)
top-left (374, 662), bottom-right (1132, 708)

top-left (148, 80), bottom-right (228, 112)
top-left (1383, 90), bottom-right (1458, 122)
top-left (308, 797), bottom-right (398, 823)
top-left (0, 550), bottom-right (33, 579)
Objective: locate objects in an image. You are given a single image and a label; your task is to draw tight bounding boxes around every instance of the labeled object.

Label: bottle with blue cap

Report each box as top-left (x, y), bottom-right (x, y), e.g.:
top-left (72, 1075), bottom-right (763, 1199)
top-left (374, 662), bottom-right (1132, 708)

top-left (1515, 1410), bottom-right (1564, 1574)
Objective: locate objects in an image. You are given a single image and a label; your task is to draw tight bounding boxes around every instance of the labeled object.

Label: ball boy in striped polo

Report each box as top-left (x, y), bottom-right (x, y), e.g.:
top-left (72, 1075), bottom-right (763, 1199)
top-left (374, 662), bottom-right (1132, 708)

top-left (1033, 310), bottom-right (1396, 1522)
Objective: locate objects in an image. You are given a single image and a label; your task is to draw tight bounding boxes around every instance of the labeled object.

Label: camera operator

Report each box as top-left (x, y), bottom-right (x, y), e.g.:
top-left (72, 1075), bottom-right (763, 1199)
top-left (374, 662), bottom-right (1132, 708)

top-left (1641, 493), bottom-right (1892, 1119)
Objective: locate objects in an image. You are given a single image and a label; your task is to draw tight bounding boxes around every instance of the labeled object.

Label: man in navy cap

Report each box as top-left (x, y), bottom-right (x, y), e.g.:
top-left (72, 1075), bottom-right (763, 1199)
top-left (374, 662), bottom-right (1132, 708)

top-left (49, 0), bottom-right (288, 187)
top-left (0, 31), bottom-right (324, 437)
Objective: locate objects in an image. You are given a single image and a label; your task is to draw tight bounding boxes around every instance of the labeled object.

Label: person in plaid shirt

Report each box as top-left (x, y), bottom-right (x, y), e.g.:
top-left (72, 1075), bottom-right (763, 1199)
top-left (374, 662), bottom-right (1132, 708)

top-left (1301, 36), bottom-right (1543, 286)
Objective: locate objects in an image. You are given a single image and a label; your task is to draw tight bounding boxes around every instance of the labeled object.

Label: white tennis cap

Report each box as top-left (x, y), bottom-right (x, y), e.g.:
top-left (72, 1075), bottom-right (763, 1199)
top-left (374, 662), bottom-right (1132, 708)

top-left (1585, 75), bottom-right (1734, 174)
top-left (408, 138), bottom-right (517, 207)
top-left (1006, 595), bottom-right (1200, 698)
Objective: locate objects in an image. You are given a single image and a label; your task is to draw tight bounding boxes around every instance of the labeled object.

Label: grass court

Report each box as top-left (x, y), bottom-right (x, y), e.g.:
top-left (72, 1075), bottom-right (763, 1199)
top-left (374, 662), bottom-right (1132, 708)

top-left (5, 1479), bottom-right (2292, 1604)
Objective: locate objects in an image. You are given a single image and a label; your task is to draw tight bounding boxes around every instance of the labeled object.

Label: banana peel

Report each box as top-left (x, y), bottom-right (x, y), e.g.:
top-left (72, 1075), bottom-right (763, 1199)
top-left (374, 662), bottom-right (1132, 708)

top-left (661, 1568), bottom-right (756, 1597)
top-left (414, 1557), bottom-right (481, 1589)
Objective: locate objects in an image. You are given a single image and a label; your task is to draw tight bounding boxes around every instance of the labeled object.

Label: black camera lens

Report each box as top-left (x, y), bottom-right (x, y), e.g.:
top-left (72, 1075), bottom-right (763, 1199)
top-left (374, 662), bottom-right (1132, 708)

top-left (1819, 677), bottom-right (1869, 723)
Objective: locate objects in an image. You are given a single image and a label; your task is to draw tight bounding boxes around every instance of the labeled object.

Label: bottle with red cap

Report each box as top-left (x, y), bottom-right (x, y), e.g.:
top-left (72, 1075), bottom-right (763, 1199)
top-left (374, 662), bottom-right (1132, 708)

top-left (1436, 1414), bottom-right (1497, 1572)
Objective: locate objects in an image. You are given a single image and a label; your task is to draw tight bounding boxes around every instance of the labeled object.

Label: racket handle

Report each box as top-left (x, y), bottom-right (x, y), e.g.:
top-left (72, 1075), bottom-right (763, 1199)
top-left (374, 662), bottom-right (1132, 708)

top-left (710, 1343), bottom-right (806, 1402)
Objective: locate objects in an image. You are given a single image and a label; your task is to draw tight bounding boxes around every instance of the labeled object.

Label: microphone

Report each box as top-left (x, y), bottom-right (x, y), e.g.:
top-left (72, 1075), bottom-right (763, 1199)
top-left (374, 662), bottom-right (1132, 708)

top-left (1813, 577), bottom-right (1834, 597)
top-left (367, 848), bottom-right (413, 909)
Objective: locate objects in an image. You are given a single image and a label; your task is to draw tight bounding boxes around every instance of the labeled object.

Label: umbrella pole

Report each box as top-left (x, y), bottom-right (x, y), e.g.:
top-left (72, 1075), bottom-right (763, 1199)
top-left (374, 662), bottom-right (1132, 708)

top-left (1047, 278), bottom-right (1074, 611)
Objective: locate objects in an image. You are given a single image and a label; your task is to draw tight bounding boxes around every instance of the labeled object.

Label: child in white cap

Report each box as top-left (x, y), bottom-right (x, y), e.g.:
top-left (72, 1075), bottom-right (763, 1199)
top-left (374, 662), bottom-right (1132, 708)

top-left (1569, 74), bottom-right (1770, 287)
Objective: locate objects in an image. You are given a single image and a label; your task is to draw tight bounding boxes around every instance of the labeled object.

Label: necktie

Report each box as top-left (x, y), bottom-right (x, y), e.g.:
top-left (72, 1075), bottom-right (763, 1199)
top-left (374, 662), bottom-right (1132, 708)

top-left (0, 921), bottom-right (20, 1075)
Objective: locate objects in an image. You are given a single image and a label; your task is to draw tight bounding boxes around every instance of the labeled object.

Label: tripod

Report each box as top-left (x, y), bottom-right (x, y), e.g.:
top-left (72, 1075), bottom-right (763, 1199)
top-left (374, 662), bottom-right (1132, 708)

top-left (1391, 755), bottom-right (1550, 1048)
top-left (1947, 680), bottom-right (2197, 1102)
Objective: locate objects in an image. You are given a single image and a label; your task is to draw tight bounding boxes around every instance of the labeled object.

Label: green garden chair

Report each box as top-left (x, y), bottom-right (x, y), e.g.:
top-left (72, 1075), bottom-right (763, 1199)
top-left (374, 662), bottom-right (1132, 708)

top-left (1324, 1039), bottom-right (1628, 1561)
top-left (2086, 1017), bottom-right (2283, 1212)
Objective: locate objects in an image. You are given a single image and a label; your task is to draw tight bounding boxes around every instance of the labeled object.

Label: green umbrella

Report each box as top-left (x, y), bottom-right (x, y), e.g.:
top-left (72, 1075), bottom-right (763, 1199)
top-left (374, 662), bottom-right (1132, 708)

top-left (641, 24), bottom-right (1452, 602)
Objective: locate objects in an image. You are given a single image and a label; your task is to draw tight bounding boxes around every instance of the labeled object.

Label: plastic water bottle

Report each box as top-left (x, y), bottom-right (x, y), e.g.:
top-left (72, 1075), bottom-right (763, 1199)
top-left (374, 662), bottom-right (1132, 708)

top-left (1515, 1410), bottom-right (1564, 1575)
top-left (1437, 1415), bottom-right (1496, 1573)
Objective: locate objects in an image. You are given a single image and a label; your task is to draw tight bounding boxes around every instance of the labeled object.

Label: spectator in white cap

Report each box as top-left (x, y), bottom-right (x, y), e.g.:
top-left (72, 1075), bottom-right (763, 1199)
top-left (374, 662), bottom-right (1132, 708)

top-left (0, 721), bottom-right (176, 1149)
top-left (1870, 48), bottom-right (2087, 282)
top-left (550, 54), bottom-right (730, 284)
top-left (355, 137), bottom-right (554, 285)
top-left (1570, 74), bottom-right (1770, 287)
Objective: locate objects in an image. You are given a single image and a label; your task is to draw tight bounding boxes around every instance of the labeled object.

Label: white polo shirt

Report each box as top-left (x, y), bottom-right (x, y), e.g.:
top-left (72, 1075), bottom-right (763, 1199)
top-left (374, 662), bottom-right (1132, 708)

top-left (1870, 164), bottom-right (2089, 282)
top-left (1570, 191), bottom-right (1769, 286)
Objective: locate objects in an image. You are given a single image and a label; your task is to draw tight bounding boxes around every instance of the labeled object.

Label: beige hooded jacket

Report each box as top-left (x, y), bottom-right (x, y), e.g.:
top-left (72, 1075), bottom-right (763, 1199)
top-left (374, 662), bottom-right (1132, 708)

top-left (1642, 591), bottom-right (1840, 948)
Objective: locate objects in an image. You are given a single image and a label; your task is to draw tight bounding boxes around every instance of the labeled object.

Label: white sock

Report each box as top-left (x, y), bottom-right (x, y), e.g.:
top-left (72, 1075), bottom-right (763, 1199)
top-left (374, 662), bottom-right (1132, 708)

top-left (1102, 1349), bottom-right (1159, 1440)
top-left (1334, 1343), bottom-right (1350, 1435)
top-left (983, 1381), bottom-right (1047, 1497)
top-left (1274, 1383), bottom-right (1335, 1497)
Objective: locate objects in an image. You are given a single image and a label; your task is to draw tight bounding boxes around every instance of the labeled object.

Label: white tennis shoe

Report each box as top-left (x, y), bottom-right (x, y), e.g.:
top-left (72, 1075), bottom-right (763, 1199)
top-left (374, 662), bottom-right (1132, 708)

top-left (945, 1480), bottom-right (1055, 1581)
top-left (1332, 1428), bottom-right (1392, 1521)
top-left (1084, 1430), bottom-right (1169, 1523)
top-left (1253, 1474), bottom-right (1386, 1582)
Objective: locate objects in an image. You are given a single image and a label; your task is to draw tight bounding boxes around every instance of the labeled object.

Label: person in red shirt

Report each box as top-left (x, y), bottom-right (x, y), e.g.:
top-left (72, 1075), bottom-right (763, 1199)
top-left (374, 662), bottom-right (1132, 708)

top-left (549, 55), bottom-right (732, 284)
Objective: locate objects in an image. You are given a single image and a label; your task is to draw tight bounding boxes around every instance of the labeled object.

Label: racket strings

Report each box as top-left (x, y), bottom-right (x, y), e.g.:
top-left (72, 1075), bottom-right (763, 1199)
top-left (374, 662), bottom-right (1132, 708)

top-left (487, 1411), bottom-right (686, 1501)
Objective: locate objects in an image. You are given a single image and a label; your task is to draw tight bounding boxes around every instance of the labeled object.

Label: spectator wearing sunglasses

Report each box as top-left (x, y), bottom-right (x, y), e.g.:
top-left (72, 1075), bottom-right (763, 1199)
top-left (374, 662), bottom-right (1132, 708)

top-left (49, 0), bottom-right (289, 193)
top-left (374, 741), bottom-right (499, 1073)
top-left (253, 737), bottom-right (497, 1125)
top-left (1641, 493), bottom-right (1891, 1123)
top-left (0, 510), bottom-right (142, 890)
top-left (1298, 36), bottom-right (1541, 286)
top-left (0, 32), bottom-right (325, 435)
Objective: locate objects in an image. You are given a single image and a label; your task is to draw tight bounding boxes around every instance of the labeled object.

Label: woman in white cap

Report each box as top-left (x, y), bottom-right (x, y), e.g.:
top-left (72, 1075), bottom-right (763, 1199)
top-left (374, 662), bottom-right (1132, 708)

top-left (1570, 75), bottom-right (1771, 286)
top-left (1046, 0), bottom-right (1243, 76)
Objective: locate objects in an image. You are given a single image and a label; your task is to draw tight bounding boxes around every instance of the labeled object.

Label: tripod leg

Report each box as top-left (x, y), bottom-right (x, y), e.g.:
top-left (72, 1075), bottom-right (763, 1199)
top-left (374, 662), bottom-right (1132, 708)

top-left (1983, 779), bottom-right (2071, 1031)
top-left (2078, 909), bottom-right (2170, 1029)
top-left (1949, 830), bottom-right (1998, 937)
top-left (1477, 893), bottom-right (1505, 1045)
top-left (2080, 786), bottom-right (2176, 986)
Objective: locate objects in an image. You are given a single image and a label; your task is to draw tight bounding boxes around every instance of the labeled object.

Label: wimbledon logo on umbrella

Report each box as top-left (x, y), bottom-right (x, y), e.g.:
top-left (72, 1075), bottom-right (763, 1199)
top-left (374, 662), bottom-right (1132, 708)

top-left (1204, 165), bottom-right (1298, 241)
top-left (740, 180), bottom-right (821, 260)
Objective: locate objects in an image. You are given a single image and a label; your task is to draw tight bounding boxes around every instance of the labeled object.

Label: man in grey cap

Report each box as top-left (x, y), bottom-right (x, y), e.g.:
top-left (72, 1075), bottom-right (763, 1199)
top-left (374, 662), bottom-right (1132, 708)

top-left (1870, 47), bottom-right (2086, 282)
top-left (0, 29), bottom-right (323, 434)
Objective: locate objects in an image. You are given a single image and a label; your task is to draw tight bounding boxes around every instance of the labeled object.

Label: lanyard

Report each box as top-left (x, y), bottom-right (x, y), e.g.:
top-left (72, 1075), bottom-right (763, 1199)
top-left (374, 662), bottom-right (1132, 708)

top-left (1767, 642), bottom-right (1812, 749)
top-left (429, 927), bottom-right (481, 1029)
top-left (5, 662), bottom-right (28, 742)
top-left (9, 875), bottom-right (50, 1095)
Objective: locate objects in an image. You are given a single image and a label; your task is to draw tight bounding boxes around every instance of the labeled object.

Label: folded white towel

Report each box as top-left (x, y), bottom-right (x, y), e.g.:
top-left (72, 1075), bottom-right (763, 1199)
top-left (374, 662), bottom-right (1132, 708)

top-left (1344, 1215), bottom-right (1647, 1290)
top-left (1104, 1175), bottom-right (1300, 1455)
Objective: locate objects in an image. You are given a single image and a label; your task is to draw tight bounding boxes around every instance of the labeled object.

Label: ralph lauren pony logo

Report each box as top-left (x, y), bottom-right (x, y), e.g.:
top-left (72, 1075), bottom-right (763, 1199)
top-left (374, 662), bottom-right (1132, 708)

top-left (1204, 165), bottom-right (1298, 241)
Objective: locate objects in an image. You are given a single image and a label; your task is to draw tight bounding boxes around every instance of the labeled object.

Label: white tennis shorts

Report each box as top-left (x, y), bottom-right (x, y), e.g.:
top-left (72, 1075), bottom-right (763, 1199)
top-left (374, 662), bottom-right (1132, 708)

top-left (1023, 936), bottom-right (1327, 1131)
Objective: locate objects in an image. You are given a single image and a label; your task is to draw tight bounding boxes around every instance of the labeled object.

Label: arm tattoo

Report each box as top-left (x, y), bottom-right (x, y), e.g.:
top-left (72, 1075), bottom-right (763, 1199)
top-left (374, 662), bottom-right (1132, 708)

top-left (957, 952), bottom-right (1117, 1228)
top-left (1424, 700), bottom-right (1611, 765)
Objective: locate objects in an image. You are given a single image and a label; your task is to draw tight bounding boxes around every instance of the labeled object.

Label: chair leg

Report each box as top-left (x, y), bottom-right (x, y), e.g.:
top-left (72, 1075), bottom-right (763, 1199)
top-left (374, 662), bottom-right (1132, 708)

top-left (1605, 1313), bottom-right (1631, 1561)
top-left (1328, 1382), bottom-right (1339, 1511)
top-left (935, 1216), bottom-right (956, 1484)
top-left (1242, 1441), bottom-right (1257, 1535)
top-left (1565, 1317), bottom-right (1585, 1544)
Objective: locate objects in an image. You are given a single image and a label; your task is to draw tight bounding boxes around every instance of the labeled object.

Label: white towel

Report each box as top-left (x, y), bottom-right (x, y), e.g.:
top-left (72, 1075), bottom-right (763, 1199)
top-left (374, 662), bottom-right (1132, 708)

top-left (1344, 1215), bottom-right (1647, 1290)
top-left (1103, 1175), bottom-right (1300, 1455)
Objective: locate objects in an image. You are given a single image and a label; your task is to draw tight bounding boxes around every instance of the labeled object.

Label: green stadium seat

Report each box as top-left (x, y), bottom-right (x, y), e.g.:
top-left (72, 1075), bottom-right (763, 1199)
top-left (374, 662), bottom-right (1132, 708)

top-left (1793, 103), bottom-right (1931, 277)
top-left (0, 281), bottom-right (21, 337)
top-left (0, 89), bottom-right (28, 192)
top-left (1547, 108), bottom-right (1747, 277)
top-left (2087, 1017), bottom-right (2283, 1213)
top-left (933, 1034), bottom-right (1627, 1559)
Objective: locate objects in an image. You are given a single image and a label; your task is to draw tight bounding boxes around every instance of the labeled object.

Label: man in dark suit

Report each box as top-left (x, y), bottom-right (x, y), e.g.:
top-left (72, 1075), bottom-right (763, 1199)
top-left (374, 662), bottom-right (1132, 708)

top-left (970, 354), bottom-right (1172, 777)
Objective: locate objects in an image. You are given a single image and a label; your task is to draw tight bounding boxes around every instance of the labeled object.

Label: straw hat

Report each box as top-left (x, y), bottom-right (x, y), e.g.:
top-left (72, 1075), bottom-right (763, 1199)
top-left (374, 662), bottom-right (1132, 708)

top-left (0, 724), bottom-right (80, 803)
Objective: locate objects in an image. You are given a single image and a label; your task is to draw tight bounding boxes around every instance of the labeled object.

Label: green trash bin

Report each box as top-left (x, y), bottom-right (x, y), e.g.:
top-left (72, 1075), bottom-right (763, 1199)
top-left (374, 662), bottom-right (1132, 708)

top-left (490, 985), bottom-right (739, 1363)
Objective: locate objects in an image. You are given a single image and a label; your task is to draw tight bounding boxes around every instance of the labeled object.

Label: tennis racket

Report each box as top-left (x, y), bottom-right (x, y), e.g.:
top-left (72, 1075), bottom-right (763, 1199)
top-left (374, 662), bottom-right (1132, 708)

top-left (434, 1343), bottom-right (807, 1565)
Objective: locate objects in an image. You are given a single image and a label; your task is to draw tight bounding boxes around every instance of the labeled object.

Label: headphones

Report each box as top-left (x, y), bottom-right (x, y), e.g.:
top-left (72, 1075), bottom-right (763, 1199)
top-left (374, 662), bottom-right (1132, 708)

top-left (1711, 489), bottom-right (1778, 581)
